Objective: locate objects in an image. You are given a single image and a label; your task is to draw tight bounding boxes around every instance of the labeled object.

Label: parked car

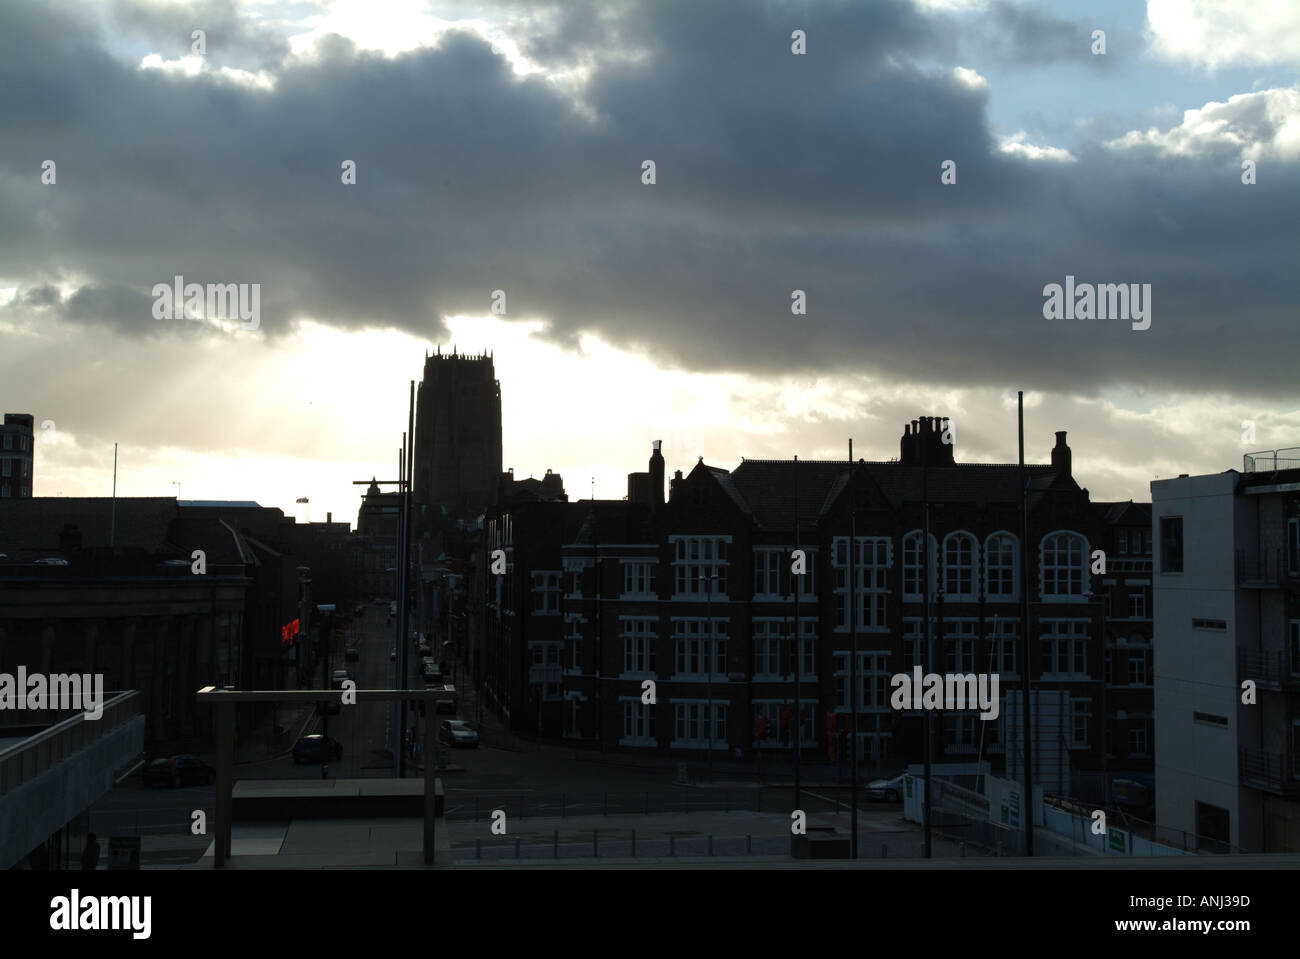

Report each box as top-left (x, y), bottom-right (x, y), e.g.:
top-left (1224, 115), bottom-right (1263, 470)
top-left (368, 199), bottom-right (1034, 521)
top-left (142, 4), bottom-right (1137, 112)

top-left (867, 773), bottom-right (906, 802)
top-left (440, 719), bottom-right (479, 747)
top-left (143, 755), bottom-right (216, 788)
top-left (330, 669), bottom-right (350, 689)
top-left (344, 647), bottom-right (359, 663)
top-left (293, 734), bottom-right (342, 763)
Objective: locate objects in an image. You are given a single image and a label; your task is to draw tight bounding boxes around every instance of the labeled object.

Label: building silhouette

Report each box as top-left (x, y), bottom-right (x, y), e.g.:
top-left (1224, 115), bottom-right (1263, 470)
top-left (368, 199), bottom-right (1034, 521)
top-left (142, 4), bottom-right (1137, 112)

top-left (414, 348), bottom-right (502, 516)
top-left (477, 417), bottom-right (1131, 799)
top-left (1, 413), bottom-right (35, 498)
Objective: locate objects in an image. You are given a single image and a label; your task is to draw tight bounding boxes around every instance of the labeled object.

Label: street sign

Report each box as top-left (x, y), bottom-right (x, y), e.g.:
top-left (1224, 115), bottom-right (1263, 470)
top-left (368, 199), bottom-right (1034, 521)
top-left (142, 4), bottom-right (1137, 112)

top-left (1108, 827), bottom-right (1128, 854)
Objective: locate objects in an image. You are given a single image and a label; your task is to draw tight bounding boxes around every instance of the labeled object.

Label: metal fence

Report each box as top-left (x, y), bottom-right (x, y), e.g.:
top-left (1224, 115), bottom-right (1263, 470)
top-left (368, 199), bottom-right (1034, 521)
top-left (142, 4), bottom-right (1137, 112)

top-left (456, 827), bottom-right (968, 862)
top-left (445, 790), bottom-right (764, 821)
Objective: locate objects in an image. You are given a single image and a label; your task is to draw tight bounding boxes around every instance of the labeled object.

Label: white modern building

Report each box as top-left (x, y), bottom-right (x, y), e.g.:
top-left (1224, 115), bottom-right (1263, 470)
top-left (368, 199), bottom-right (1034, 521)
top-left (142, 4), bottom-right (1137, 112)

top-left (1152, 452), bottom-right (1300, 853)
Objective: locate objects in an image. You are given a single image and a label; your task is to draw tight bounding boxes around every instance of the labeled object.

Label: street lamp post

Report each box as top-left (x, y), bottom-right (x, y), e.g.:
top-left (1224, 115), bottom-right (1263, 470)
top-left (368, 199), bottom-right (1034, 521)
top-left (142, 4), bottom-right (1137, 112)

top-left (705, 569), bottom-right (716, 781)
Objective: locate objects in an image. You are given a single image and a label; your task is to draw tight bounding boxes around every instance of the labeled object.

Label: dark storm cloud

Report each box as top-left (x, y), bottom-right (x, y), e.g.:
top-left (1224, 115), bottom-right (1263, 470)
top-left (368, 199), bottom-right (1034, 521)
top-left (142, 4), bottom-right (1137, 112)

top-left (108, 0), bottom-right (291, 71)
top-left (0, 0), bottom-right (1296, 403)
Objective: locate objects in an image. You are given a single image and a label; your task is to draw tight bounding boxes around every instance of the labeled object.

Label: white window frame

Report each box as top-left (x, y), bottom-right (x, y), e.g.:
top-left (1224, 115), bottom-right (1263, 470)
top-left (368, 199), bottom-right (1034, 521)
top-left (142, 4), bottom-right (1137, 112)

top-left (1128, 648), bottom-right (1149, 686)
top-left (670, 535), bottom-right (731, 599)
top-left (621, 560), bottom-right (658, 599)
top-left (944, 620), bottom-right (977, 673)
top-left (753, 548), bottom-right (784, 599)
top-left (984, 531), bottom-right (1019, 602)
top-left (1040, 531), bottom-right (1089, 602)
top-left (796, 547), bottom-right (818, 600)
top-left (1128, 721), bottom-right (1148, 757)
top-left (1042, 619), bottom-right (1089, 679)
top-left (942, 531), bottom-right (978, 601)
top-left (752, 619), bottom-right (784, 679)
top-left (565, 613), bottom-right (585, 673)
top-left (902, 531), bottom-right (938, 601)
top-left (672, 700), bottom-right (727, 748)
top-left (620, 697), bottom-right (655, 745)
top-left (945, 713), bottom-right (979, 752)
top-left (797, 621), bottom-right (818, 679)
top-left (620, 617), bottom-right (657, 677)
top-left (1128, 592), bottom-right (1147, 619)
top-left (833, 536), bottom-right (892, 632)
top-left (903, 618), bottom-right (925, 671)
top-left (531, 570), bottom-right (562, 615)
top-left (671, 618), bottom-right (727, 680)
top-left (1070, 699), bottom-right (1092, 748)
top-left (988, 619), bottom-right (1019, 677)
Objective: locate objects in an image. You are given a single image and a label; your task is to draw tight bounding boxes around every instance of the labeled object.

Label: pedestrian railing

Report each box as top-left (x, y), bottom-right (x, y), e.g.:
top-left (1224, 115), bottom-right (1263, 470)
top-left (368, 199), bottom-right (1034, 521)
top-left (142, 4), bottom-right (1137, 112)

top-left (446, 789), bottom-right (765, 821)
top-left (455, 827), bottom-right (979, 862)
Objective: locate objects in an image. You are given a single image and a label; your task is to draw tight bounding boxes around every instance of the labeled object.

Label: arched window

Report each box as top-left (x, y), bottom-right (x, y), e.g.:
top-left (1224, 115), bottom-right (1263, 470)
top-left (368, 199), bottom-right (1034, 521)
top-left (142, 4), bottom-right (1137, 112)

top-left (943, 532), bottom-right (977, 599)
top-left (902, 531), bottom-right (937, 601)
top-left (1040, 531), bottom-right (1088, 600)
top-left (984, 531), bottom-right (1018, 601)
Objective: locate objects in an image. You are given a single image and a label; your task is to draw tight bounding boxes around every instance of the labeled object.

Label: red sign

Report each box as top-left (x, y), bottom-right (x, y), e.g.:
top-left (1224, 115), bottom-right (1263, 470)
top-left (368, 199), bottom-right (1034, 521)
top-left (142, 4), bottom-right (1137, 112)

top-left (281, 618), bottom-right (300, 645)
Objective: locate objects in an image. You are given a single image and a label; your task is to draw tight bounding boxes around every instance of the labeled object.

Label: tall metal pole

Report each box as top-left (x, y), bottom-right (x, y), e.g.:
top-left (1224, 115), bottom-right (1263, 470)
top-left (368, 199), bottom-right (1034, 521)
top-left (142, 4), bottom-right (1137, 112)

top-left (705, 569), bottom-right (713, 781)
top-left (1018, 391), bottom-right (1035, 856)
top-left (849, 440), bottom-right (858, 858)
top-left (594, 541), bottom-right (602, 751)
top-left (923, 464), bottom-right (932, 858)
top-left (793, 455), bottom-right (801, 810)
top-left (402, 381), bottom-right (415, 771)
top-left (395, 438), bottom-right (406, 777)
top-left (110, 443), bottom-right (117, 547)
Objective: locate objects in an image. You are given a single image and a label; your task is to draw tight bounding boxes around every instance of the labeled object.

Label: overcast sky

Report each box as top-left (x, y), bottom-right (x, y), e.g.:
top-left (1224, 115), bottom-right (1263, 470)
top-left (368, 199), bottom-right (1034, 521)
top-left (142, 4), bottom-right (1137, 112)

top-left (2, 0), bottom-right (1297, 527)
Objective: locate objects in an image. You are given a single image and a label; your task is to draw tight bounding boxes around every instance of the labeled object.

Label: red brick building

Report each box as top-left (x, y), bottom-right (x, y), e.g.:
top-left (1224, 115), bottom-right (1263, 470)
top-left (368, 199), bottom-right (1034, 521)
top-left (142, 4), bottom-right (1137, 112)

top-left (482, 417), bottom-right (1126, 787)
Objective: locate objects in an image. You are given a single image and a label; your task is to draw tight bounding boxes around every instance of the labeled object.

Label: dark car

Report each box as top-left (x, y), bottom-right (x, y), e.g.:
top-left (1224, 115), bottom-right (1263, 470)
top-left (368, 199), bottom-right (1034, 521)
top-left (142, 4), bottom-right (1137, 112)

top-left (440, 719), bottom-right (479, 747)
top-left (143, 755), bottom-right (216, 788)
top-left (293, 734), bottom-right (343, 764)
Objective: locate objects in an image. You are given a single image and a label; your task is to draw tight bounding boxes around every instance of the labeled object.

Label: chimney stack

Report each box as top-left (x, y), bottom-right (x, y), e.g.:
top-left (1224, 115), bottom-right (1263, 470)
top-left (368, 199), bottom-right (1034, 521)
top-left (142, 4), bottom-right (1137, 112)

top-left (1051, 431), bottom-right (1072, 477)
top-left (650, 440), bottom-right (665, 510)
top-left (900, 415), bottom-right (956, 466)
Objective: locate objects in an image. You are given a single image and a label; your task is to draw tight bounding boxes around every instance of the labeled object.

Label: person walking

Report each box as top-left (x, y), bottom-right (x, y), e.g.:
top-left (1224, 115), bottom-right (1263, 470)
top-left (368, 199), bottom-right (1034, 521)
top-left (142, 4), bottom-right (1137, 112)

top-left (80, 833), bottom-right (100, 870)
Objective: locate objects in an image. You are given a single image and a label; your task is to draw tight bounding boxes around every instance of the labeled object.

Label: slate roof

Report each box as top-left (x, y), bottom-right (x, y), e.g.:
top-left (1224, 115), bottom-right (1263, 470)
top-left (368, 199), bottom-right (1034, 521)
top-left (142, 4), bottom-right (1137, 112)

top-left (727, 460), bottom-right (1061, 529)
top-left (0, 497), bottom-right (178, 553)
top-left (1093, 500), bottom-right (1152, 525)
top-left (164, 516), bottom-right (254, 565)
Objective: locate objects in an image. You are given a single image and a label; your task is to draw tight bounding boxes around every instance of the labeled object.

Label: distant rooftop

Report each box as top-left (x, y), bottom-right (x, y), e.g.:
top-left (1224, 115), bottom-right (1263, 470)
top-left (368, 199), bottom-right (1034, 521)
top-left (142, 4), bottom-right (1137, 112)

top-left (178, 500), bottom-right (263, 508)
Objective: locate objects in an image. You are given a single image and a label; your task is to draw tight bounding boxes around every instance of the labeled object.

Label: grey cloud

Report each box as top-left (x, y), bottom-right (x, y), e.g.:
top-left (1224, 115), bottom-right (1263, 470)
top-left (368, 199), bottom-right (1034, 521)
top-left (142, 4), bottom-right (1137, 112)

top-left (0, 0), bottom-right (1295, 408)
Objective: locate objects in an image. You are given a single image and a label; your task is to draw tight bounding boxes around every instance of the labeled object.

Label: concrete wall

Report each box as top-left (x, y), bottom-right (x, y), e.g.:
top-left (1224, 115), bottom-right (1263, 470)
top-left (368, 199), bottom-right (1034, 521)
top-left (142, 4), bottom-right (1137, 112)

top-left (1151, 472), bottom-right (1241, 847)
top-left (0, 715), bottom-right (144, 868)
